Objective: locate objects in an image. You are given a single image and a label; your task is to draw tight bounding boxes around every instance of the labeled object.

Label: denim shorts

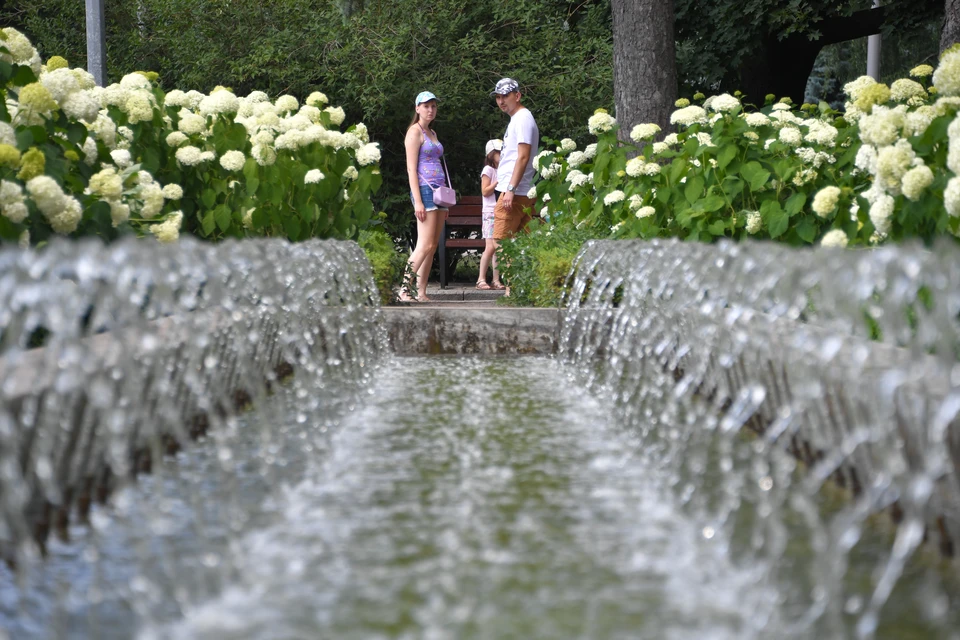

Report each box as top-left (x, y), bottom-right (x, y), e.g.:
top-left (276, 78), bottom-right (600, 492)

top-left (411, 184), bottom-right (446, 211)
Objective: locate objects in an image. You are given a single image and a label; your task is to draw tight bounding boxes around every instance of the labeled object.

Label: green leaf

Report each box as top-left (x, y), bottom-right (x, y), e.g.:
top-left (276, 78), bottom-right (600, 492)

top-left (142, 147), bottom-right (161, 174)
top-left (247, 177), bottom-right (260, 197)
top-left (761, 199), bottom-right (788, 238)
top-left (716, 144), bottom-right (737, 170)
top-left (684, 175), bottom-right (704, 204)
top-left (12, 65), bottom-right (37, 86)
top-left (707, 219), bottom-right (727, 236)
top-left (283, 215), bottom-right (302, 240)
top-left (796, 217), bottom-right (817, 243)
top-left (668, 158), bottom-right (687, 183)
top-left (15, 128), bottom-right (33, 149)
top-left (215, 205), bottom-right (232, 232)
top-left (201, 211), bottom-right (216, 235)
top-left (740, 161), bottom-right (770, 191)
top-left (700, 194), bottom-right (725, 212)
top-left (66, 122), bottom-right (87, 144)
top-left (201, 188), bottom-right (217, 208)
top-left (785, 191), bottom-right (807, 216)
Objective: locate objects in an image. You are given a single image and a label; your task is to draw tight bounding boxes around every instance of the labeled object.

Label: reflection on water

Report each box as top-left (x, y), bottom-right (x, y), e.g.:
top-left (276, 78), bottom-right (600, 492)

top-left (6, 355), bottom-right (953, 638)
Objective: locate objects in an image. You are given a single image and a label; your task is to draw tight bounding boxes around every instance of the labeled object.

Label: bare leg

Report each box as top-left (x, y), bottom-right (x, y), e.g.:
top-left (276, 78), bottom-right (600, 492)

top-left (407, 209), bottom-right (444, 301)
top-left (478, 238), bottom-right (496, 285)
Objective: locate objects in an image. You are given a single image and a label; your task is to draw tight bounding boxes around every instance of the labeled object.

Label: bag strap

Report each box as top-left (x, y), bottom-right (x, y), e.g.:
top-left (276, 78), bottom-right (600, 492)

top-left (415, 125), bottom-right (452, 190)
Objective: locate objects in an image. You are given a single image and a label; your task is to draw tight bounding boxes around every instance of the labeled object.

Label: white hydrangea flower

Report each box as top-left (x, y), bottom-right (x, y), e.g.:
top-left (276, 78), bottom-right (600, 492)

top-left (869, 192), bottom-right (895, 233)
top-left (18, 229), bottom-right (30, 247)
top-left (1, 27), bottom-right (42, 74)
top-left (219, 150), bottom-right (245, 171)
top-left (567, 170), bottom-right (589, 190)
top-left (120, 73), bottom-right (152, 90)
top-left (199, 90), bottom-right (240, 117)
top-left (0, 180), bottom-right (28, 223)
top-left (88, 113), bottom-right (118, 148)
top-left (901, 165), bottom-right (934, 201)
top-left (124, 91), bottom-right (155, 123)
top-left (274, 95), bottom-right (299, 113)
top-left (746, 211), bottom-right (762, 234)
top-left (175, 145), bottom-right (204, 166)
top-left (635, 205), bottom-right (656, 219)
top-left (844, 75), bottom-right (877, 101)
top-left (858, 106), bottom-right (905, 146)
top-left (743, 131), bottom-right (759, 142)
top-left (811, 186), bottom-right (841, 218)
top-left (904, 106), bottom-right (936, 137)
top-left (626, 157), bottom-right (645, 177)
top-left (62, 91), bottom-right (100, 123)
top-left (343, 166), bottom-right (359, 181)
top-left (670, 105), bottom-right (708, 126)
top-left (772, 103), bottom-right (793, 111)
top-left (652, 142), bottom-right (668, 154)
top-left (108, 199), bottom-right (129, 227)
top-left (778, 127), bottom-right (802, 146)
top-left (945, 176), bottom-right (960, 216)
top-left (352, 122), bottom-right (370, 143)
top-left (540, 162), bottom-right (561, 179)
top-left (876, 140), bottom-right (916, 195)
top-left (820, 229), bottom-right (849, 248)
top-left (934, 49), bottom-right (960, 97)
top-left (558, 138), bottom-right (577, 153)
top-left (527, 186), bottom-right (537, 199)
top-left (150, 211), bottom-right (183, 243)
top-left (252, 144), bottom-right (277, 166)
top-left (162, 183), bottom-right (184, 200)
top-left (39, 67), bottom-right (80, 103)
top-left (533, 150), bottom-right (552, 171)
top-left (164, 90), bottom-right (190, 107)
top-left (641, 162), bottom-right (661, 176)
top-left (355, 142), bottom-right (381, 166)
top-left (855, 144), bottom-right (878, 174)
top-left (304, 169), bottom-right (324, 184)
top-left (139, 182), bottom-right (165, 218)
top-left (110, 149), bottom-right (133, 168)
top-left (804, 120), bottom-right (838, 147)
top-left (306, 91), bottom-right (329, 107)
top-left (630, 123), bottom-right (661, 142)
top-left (890, 78), bottom-right (926, 103)
top-left (324, 106), bottom-right (346, 126)
top-left (567, 150), bottom-right (587, 168)
top-left (584, 143), bottom-right (598, 159)
top-left (0, 121), bottom-right (15, 147)
top-left (178, 111), bottom-right (207, 135)
top-left (88, 167), bottom-right (123, 199)
top-left (588, 110), bottom-right (617, 134)
top-left (708, 93), bottom-right (740, 113)
top-left (274, 130), bottom-right (306, 150)
top-left (165, 131), bottom-right (188, 147)
top-left (245, 90), bottom-right (270, 104)
top-left (695, 132), bottom-right (714, 147)
top-left (603, 190), bottom-right (625, 205)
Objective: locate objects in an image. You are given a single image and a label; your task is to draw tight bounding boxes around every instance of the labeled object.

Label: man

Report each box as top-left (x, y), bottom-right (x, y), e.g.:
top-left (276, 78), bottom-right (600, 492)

top-left (491, 78), bottom-right (539, 275)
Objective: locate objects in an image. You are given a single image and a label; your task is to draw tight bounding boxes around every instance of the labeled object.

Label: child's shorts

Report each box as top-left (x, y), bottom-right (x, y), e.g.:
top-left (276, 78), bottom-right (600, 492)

top-left (482, 209), bottom-right (495, 239)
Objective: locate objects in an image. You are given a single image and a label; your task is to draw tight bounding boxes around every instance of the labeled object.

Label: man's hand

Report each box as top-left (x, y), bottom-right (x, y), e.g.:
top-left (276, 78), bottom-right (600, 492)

top-left (500, 190), bottom-right (514, 211)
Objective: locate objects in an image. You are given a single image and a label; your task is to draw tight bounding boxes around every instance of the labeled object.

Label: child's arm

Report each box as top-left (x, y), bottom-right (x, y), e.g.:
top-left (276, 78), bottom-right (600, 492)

top-left (481, 173), bottom-right (497, 197)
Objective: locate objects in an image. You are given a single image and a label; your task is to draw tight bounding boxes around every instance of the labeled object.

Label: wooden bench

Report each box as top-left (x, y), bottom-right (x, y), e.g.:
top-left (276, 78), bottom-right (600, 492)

top-left (438, 195), bottom-right (485, 289)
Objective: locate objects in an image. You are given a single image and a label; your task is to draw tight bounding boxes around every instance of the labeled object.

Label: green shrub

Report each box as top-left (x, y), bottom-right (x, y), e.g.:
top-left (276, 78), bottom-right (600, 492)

top-left (497, 221), bottom-right (596, 307)
top-left (358, 228), bottom-right (405, 305)
top-left (0, 27), bottom-right (380, 246)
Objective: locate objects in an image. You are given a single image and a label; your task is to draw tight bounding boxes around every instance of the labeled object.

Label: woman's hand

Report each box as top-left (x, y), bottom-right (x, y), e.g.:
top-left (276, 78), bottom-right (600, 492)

top-left (414, 201), bottom-right (427, 222)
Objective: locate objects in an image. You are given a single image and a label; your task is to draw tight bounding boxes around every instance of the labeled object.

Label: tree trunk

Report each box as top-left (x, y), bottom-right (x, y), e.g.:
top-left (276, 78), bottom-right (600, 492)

top-left (612, 0), bottom-right (677, 139)
top-left (943, 0), bottom-right (960, 52)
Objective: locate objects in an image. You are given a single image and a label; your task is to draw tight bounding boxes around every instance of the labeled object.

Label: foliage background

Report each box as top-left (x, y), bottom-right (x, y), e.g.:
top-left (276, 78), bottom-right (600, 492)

top-left (0, 0), bottom-right (945, 250)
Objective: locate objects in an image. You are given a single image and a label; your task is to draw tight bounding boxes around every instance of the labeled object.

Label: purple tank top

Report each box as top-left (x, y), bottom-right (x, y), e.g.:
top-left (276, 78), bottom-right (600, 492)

top-left (417, 125), bottom-right (445, 187)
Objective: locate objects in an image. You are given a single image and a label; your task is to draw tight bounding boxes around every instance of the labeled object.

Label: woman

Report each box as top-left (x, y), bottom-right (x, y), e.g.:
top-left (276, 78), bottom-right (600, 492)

top-left (402, 90), bottom-right (448, 302)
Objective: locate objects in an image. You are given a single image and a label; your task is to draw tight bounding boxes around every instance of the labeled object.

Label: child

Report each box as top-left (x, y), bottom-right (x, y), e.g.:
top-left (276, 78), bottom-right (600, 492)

top-left (478, 139), bottom-right (504, 290)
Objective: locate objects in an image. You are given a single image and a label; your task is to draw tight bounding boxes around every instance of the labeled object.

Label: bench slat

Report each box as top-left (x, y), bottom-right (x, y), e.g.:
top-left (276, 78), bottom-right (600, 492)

top-left (445, 239), bottom-right (486, 248)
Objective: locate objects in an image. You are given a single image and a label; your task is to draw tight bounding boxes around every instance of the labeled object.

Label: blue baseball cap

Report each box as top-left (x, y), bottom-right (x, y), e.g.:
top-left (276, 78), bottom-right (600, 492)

top-left (415, 91), bottom-right (438, 106)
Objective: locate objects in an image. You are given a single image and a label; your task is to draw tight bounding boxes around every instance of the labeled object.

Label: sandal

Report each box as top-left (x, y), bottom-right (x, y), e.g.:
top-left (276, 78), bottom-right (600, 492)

top-left (398, 287), bottom-right (415, 302)
top-left (491, 282), bottom-right (506, 290)
top-left (476, 281), bottom-right (492, 290)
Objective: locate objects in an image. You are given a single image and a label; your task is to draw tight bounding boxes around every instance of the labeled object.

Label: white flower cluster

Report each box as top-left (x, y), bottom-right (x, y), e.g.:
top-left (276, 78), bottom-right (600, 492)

top-left (150, 211), bottom-right (183, 243)
top-left (588, 110), bottom-right (617, 135)
top-left (630, 123), bottom-right (661, 143)
top-left (0, 179), bottom-right (28, 223)
top-left (820, 229), bottom-right (849, 248)
top-left (26, 176), bottom-right (82, 233)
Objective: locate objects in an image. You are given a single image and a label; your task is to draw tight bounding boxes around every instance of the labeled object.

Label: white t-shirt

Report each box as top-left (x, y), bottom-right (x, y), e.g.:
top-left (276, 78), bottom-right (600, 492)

top-left (481, 165), bottom-right (498, 212)
top-left (496, 107), bottom-right (539, 195)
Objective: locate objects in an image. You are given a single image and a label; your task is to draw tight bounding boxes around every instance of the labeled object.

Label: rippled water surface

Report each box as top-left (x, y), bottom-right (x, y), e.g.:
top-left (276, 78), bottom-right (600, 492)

top-left (3, 356), bottom-right (957, 639)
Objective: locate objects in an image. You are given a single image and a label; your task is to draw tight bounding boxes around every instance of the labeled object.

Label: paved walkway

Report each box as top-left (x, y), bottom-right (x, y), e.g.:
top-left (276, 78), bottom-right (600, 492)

top-left (391, 282), bottom-right (506, 307)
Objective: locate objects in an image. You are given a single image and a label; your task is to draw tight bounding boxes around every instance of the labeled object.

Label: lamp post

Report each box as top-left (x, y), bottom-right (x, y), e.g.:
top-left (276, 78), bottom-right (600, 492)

top-left (867, 0), bottom-right (881, 80)
top-left (85, 0), bottom-right (106, 86)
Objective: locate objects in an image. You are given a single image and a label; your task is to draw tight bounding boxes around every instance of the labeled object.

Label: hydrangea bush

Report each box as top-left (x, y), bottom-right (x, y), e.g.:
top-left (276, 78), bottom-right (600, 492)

top-left (0, 27), bottom-right (381, 246)
top-left (526, 51), bottom-right (960, 250)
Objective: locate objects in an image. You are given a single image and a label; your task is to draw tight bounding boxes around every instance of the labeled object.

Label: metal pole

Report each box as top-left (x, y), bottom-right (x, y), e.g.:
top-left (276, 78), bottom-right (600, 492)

top-left (867, 0), bottom-right (881, 80)
top-left (85, 0), bottom-right (107, 86)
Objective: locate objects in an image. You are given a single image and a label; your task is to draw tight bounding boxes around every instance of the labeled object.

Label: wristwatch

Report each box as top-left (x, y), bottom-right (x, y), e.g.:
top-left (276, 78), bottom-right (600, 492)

top-left (506, 184), bottom-right (516, 192)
